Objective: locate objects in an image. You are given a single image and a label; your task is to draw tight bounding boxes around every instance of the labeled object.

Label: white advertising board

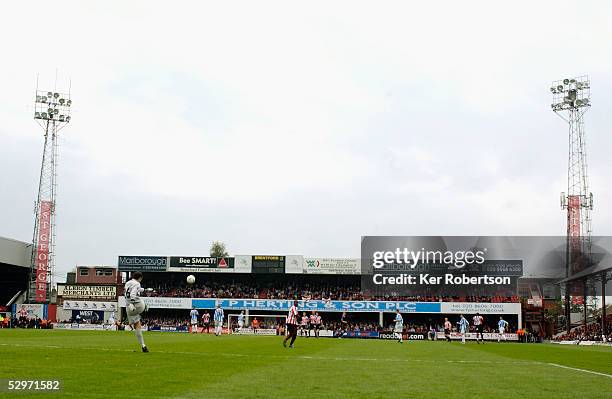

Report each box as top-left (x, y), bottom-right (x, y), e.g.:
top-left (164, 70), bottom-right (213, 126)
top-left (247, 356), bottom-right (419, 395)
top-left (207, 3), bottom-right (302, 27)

top-left (300, 258), bottom-right (360, 275)
top-left (440, 302), bottom-right (521, 315)
top-left (234, 255), bottom-right (252, 273)
top-left (118, 296), bottom-right (192, 309)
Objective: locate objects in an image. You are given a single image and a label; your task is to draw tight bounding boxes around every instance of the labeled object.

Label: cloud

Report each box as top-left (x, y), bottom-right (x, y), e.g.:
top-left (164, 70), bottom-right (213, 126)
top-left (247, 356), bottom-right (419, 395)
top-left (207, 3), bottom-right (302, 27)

top-left (1, 0), bottom-right (611, 279)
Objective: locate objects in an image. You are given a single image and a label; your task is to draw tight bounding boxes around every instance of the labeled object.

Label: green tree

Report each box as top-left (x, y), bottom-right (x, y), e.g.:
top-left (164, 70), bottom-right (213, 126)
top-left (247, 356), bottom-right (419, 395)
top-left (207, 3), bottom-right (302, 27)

top-left (210, 241), bottom-right (229, 258)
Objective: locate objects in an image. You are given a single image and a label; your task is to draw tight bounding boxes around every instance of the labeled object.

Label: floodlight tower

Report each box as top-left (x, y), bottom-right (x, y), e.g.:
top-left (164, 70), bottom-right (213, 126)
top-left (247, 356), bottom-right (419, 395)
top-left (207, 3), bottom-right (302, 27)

top-left (550, 76), bottom-right (592, 331)
top-left (29, 84), bottom-right (72, 303)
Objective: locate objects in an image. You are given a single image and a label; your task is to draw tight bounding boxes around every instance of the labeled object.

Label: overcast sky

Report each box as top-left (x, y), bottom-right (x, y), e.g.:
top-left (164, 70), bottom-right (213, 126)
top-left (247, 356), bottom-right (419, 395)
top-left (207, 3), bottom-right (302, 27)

top-left (1, 1), bottom-right (611, 281)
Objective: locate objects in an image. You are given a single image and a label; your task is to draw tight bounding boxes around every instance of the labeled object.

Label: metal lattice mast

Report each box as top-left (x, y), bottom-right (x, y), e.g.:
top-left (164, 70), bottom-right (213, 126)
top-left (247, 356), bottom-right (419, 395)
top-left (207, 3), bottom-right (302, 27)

top-left (550, 76), bottom-right (593, 331)
top-left (29, 83), bottom-right (72, 303)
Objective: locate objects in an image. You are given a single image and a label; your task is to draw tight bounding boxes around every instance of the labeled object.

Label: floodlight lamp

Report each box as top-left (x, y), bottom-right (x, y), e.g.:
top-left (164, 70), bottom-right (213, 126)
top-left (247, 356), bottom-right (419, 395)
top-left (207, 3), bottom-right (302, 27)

top-left (563, 79), bottom-right (570, 85)
top-left (550, 87), bottom-right (556, 93)
top-left (42, 96), bottom-right (47, 102)
top-left (570, 79), bottom-right (576, 84)
top-left (583, 98), bottom-right (589, 105)
top-left (47, 91), bottom-right (52, 97)
top-left (59, 98), bottom-right (65, 105)
top-left (575, 99), bottom-right (583, 106)
top-left (47, 108), bottom-right (53, 113)
top-left (41, 112), bottom-right (47, 119)
top-left (35, 112), bottom-right (41, 118)
top-left (53, 93), bottom-right (59, 99)
top-left (65, 116), bottom-right (71, 122)
top-left (58, 115), bottom-right (65, 122)
top-left (67, 100), bottom-right (72, 106)
top-left (53, 109), bottom-right (59, 115)
top-left (557, 85), bottom-right (563, 91)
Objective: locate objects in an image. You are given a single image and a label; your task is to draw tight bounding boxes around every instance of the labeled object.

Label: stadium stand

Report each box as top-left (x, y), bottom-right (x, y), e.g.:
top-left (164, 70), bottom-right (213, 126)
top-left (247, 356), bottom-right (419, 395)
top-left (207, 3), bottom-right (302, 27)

top-left (141, 281), bottom-right (519, 303)
top-left (0, 236), bottom-right (30, 307)
top-left (553, 315), bottom-right (612, 342)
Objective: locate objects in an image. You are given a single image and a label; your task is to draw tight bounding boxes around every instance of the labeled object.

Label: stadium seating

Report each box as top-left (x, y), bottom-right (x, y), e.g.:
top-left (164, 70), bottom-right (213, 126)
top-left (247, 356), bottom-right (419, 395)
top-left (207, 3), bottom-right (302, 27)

top-left (141, 281), bottom-right (519, 303)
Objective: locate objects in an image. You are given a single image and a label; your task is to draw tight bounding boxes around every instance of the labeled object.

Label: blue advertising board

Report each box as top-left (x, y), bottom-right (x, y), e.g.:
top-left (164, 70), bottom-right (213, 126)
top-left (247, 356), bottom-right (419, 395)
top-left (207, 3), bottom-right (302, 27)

top-left (190, 299), bottom-right (441, 313)
top-left (342, 331), bottom-right (380, 338)
top-left (123, 296), bottom-right (519, 314)
top-left (71, 310), bottom-right (104, 323)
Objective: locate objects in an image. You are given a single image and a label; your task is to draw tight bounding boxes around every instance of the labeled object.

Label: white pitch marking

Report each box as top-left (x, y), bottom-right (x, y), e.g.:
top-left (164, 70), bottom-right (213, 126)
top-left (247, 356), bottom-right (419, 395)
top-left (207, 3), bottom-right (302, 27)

top-left (546, 362), bottom-right (612, 379)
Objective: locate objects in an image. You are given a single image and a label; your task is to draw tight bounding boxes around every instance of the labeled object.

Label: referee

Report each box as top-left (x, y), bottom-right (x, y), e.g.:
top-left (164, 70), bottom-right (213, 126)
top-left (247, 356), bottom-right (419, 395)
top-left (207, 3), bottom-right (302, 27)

top-left (340, 311), bottom-right (349, 336)
top-left (283, 300), bottom-right (299, 348)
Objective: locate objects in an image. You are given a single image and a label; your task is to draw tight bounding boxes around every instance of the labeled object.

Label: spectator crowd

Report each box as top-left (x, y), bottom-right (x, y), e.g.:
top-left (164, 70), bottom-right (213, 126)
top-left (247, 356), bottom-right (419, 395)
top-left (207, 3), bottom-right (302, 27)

top-left (5, 315), bottom-right (52, 329)
top-left (142, 281), bottom-right (519, 303)
top-left (553, 316), bottom-right (612, 343)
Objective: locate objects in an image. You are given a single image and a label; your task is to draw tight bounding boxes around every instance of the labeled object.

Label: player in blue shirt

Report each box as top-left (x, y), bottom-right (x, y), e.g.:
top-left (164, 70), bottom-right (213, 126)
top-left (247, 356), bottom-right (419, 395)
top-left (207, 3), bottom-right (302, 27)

top-left (190, 307), bottom-right (199, 334)
top-left (237, 311), bottom-right (245, 332)
top-left (457, 314), bottom-right (469, 344)
top-left (394, 310), bottom-right (404, 343)
top-left (497, 317), bottom-right (509, 342)
top-left (214, 304), bottom-right (224, 336)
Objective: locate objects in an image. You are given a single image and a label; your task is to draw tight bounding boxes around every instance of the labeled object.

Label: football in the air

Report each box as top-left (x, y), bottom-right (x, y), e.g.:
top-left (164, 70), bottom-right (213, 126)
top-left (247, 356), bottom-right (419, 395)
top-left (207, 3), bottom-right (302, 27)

top-left (186, 275), bottom-right (196, 285)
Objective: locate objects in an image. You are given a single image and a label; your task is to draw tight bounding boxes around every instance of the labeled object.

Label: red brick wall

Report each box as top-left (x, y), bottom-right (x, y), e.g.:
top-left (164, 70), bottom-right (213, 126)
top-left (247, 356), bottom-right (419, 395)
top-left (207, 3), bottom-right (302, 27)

top-left (75, 266), bottom-right (121, 284)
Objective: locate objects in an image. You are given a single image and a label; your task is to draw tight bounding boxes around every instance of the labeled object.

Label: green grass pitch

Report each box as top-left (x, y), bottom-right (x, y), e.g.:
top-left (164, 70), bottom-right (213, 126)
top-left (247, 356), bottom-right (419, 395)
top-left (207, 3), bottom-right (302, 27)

top-left (1, 330), bottom-right (610, 398)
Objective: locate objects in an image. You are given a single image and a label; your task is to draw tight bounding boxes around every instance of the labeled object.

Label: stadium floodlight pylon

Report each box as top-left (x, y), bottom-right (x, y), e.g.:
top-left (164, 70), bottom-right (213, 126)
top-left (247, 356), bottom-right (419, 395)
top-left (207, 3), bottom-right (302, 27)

top-left (550, 75), bottom-right (592, 332)
top-left (28, 76), bottom-right (72, 303)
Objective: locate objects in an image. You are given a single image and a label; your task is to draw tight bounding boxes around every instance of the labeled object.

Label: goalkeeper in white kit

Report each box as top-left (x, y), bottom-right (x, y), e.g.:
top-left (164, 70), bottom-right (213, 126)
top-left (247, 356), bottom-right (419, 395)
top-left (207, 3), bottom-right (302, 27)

top-left (124, 271), bottom-right (149, 352)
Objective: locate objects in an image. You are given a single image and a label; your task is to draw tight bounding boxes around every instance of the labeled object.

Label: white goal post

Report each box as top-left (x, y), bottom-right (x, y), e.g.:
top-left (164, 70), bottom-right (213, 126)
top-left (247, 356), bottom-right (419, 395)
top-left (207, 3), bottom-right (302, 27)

top-left (226, 313), bottom-right (286, 335)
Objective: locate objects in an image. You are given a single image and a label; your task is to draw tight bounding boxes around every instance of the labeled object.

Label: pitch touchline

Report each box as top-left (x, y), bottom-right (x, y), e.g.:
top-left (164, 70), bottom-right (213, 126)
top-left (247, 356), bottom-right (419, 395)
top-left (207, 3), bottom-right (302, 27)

top-left (546, 363), bottom-right (612, 379)
top-left (1, 343), bottom-right (610, 378)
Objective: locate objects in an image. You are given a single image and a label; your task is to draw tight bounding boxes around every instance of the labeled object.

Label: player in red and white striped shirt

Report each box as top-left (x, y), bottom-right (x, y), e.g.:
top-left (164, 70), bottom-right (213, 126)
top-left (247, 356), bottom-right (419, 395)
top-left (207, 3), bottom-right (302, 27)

top-left (202, 312), bottom-right (210, 334)
top-left (314, 312), bottom-right (322, 338)
top-left (308, 312), bottom-right (317, 338)
top-left (300, 313), bottom-right (309, 337)
top-left (283, 300), bottom-right (299, 348)
top-left (443, 318), bottom-right (452, 342)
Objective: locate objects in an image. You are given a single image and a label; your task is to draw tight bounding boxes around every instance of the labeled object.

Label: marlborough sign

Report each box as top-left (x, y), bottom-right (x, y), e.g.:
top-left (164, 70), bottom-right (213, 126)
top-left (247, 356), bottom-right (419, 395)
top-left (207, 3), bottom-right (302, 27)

top-left (117, 256), bottom-right (167, 272)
